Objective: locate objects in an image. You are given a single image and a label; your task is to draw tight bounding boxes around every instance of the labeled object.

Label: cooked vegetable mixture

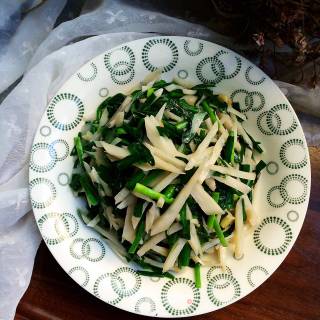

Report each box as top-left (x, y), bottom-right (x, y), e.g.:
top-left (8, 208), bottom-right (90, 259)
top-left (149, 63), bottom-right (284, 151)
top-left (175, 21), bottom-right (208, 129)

top-left (70, 71), bottom-right (266, 287)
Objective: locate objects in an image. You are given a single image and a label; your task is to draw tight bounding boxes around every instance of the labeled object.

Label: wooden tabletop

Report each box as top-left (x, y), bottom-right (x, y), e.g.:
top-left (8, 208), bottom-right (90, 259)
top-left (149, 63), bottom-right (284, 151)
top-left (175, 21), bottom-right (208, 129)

top-left (15, 147), bottom-right (320, 320)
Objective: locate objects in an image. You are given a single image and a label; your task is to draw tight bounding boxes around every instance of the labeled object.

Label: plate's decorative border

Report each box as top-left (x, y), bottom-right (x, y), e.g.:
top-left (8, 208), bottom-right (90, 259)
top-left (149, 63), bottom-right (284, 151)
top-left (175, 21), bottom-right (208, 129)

top-left (29, 36), bottom-right (310, 318)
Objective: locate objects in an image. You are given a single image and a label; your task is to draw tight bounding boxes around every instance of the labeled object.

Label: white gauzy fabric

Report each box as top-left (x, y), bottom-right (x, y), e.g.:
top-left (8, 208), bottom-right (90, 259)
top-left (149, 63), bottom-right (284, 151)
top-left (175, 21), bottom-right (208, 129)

top-left (0, 0), bottom-right (318, 319)
top-left (0, 0), bottom-right (67, 93)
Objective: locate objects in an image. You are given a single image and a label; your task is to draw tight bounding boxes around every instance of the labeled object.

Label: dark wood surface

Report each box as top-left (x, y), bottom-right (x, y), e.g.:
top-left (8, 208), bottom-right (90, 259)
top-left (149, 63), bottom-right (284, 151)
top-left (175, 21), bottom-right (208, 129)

top-left (15, 147), bottom-right (320, 320)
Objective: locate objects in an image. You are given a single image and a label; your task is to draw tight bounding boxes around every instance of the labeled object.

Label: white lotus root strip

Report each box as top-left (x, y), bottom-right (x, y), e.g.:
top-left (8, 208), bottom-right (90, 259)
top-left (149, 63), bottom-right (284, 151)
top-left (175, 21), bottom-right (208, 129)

top-left (205, 178), bottom-right (216, 191)
top-left (137, 232), bottom-right (166, 257)
top-left (182, 95), bottom-right (198, 105)
top-left (150, 162), bottom-right (207, 235)
top-left (220, 212), bottom-right (235, 229)
top-left (145, 202), bottom-right (160, 233)
top-left (217, 245), bottom-right (227, 272)
top-left (153, 172), bottom-right (179, 192)
top-left (227, 106), bottom-right (246, 121)
top-left (167, 222), bottom-right (182, 235)
top-left (152, 245), bottom-right (169, 256)
top-left (213, 175), bottom-right (251, 194)
top-left (189, 220), bottom-right (202, 256)
top-left (164, 110), bottom-right (183, 122)
top-left (144, 115), bottom-right (184, 157)
top-left (155, 104), bottom-right (166, 121)
top-left (145, 143), bottom-right (186, 170)
top-left (234, 198), bottom-right (244, 259)
top-left (122, 203), bottom-right (136, 243)
top-left (163, 238), bottom-right (187, 272)
top-left (172, 76), bottom-right (194, 89)
top-left (242, 194), bottom-right (259, 226)
top-left (117, 194), bottom-right (136, 209)
top-left (191, 183), bottom-right (223, 215)
top-left (185, 121), bottom-right (218, 170)
top-left (108, 96), bottom-right (132, 127)
top-left (210, 165), bottom-right (256, 180)
top-left (115, 188), bottom-right (130, 204)
top-left (142, 69), bottom-right (162, 84)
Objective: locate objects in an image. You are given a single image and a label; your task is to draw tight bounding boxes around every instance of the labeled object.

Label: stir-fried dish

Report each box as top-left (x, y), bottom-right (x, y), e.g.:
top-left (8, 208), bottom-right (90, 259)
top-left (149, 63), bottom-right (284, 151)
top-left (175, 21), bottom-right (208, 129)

top-left (70, 71), bottom-right (266, 288)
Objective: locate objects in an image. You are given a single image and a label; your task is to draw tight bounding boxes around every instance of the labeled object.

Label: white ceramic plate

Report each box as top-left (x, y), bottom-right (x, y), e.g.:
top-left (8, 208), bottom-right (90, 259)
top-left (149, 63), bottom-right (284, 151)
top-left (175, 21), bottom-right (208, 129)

top-left (29, 36), bottom-right (310, 317)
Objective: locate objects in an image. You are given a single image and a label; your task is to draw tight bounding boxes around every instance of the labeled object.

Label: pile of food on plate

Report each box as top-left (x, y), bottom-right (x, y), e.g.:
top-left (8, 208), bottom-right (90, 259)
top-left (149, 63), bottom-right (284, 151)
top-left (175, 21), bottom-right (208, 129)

top-left (70, 71), bottom-right (266, 288)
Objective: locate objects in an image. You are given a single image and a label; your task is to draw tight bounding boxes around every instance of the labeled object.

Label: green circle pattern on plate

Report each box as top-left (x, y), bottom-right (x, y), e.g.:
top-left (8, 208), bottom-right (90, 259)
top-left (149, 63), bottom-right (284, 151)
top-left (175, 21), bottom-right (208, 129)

top-left (38, 212), bottom-right (69, 245)
top-left (49, 139), bottom-right (69, 161)
top-left (142, 38), bottom-right (179, 73)
top-left (94, 273), bottom-right (126, 305)
top-left (47, 93), bottom-right (84, 131)
top-left (266, 104), bottom-right (298, 135)
top-left (247, 266), bottom-right (269, 287)
top-left (280, 139), bottom-right (307, 169)
top-left (39, 125), bottom-right (51, 137)
top-left (254, 216), bottom-right (293, 255)
top-left (266, 161), bottom-right (279, 175)
top-left (30, 142), bottom-right (57, 173)
top-left (196, 56), bottom-right (224, 84)
top-left (257, 111), bottom-right (282, 135)
top-left (267, 185), bottom-right (287, 208)
top-left (135, 297), bottom-right (157, 315)
top-left (207, 274), bottom-right (241, 306)
top-left (61, 212), bottom-right (79, 237)
top-left (104, 45), bottom-right (135, 75)
top-left (68, 266), bottom-right (90, 287)
top-left (280, 174), bottom-right (308, 205)
top-left (29, 177), bottom-right (56, 209)
top-left (111, 267), bottom-right (142, 297)
top-left (215, 50), bottom-right (241, 80)
top-left (183, 40), bottom-right (203, 56)
top-left (196, 50), bottom-right (241, 85)
top-left (57, 172), bottom-right (70, 186)
top-left (177, 69), bottom-right (188, 79)
top-left (287, 210), bottom-right (299, 222)
top-left (206, 266), bottom-right (233, 289)
top-left (245, 65), bottom-right (266, 85)
top-left (230, 89), bottom-right (265, 112)
top-left (70, 238), bottom-right (85, 259)
top-left (161, 277), bottom-right (200, 316)
top-left (81, 238), bottom-right (106, 262)
top-left (77, 62), bottom-right (98, 82)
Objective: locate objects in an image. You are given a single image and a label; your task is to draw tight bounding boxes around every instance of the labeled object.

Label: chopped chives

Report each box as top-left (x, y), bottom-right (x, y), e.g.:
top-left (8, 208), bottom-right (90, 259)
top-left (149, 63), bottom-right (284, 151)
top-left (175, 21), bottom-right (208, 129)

top-left (242, 198), bottom-right (247, 222)
top-left (128, 221), bottom-right (145, 254)
top-left (212, 192), bottom-right (220, 203)
top-left (163, 184), bottom-right (177, 199)
top-left (194, 263), bottom-right (202, 288)
top-left (255, 160), bottom-right (267, 175)
top-left (134, 183), bottom-right (174, 204)
top-left (175, 120), bottom-right (188, 130)
top-left (178, 243), bottom-right (191, 268)
top-left (179, 204), bottom-right (190, 239)
top-left (225, 131), bottom-right (235, 164)
top-left (74, 135), bottom-right (84, 166)
top-left (133, 200), bottom-right (144, 217)
top-left (137, 270), bottom-right (175, 280)
top-left (202, 100), bottom-right (217, 123)
top-left (141, 170), bottom-right (163, 186)
top-left (79, 175), bottom-right (99, 207)
top-left (147, 87), bottom-right (155, 97)
top-left (115, 127), bottom-right (127, 135)
top-left (207, 214), bottom-right (228, 247)
top-left (207, 192), bottom-right (220, 229)
top-left (126, 170), bottom-right (146, 190)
